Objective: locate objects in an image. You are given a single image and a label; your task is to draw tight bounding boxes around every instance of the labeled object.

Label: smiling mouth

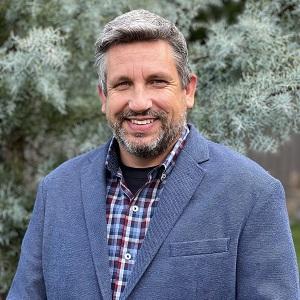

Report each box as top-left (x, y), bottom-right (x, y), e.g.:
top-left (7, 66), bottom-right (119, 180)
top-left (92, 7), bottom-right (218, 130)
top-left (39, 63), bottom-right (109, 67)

top-left (129, 119), bottom-right (155, 125)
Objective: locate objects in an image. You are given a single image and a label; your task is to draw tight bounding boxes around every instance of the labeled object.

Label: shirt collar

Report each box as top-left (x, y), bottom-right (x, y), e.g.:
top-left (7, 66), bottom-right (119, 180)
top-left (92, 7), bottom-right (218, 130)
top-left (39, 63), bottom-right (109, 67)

top-left (160, 125), bottom-right (189, 175)
top-left (105, 125), bottom-right (190, 178)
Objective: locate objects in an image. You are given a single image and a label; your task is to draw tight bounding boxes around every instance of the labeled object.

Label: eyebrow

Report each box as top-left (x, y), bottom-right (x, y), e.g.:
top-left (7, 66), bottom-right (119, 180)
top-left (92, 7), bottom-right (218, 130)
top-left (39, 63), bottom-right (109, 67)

top-left (109, 72), bottom-right (172, 86)
top-left (147, 73), bottom-right (172, 81)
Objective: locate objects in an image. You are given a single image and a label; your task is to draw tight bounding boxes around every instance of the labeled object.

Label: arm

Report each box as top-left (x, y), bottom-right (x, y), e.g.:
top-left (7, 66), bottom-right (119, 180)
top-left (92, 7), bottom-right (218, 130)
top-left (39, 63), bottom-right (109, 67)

top-left (236, 180), bottom-right (299, 299)
top-left (7, 179), bottom-right (47, 300)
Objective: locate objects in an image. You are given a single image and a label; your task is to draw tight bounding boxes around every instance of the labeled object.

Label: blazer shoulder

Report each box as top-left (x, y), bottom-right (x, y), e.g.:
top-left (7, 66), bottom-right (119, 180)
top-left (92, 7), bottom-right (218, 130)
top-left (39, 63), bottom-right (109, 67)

top-left (43, 141), bottom-right (110, 182)
top-left (206, 139), bottom-right (281, 189)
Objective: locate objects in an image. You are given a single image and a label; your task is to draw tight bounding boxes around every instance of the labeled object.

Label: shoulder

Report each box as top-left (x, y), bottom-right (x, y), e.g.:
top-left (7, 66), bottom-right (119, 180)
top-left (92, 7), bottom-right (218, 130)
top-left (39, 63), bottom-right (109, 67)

top-left (209, 139), bottom-right (277, 186)
top-left (207, 140), bottom-right (284, 207)
top-left (43, 140), bottom-right (110, 184)
top-left (187, 125), bottom-right (281, 193)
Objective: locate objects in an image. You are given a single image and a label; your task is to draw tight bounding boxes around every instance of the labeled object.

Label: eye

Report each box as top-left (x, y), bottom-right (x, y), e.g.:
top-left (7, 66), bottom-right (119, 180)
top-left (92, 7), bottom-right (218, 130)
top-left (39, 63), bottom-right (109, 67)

top-left (150, 79), bottom-right (168, 88)
top-left (114, 81), bottom-right (131, 90)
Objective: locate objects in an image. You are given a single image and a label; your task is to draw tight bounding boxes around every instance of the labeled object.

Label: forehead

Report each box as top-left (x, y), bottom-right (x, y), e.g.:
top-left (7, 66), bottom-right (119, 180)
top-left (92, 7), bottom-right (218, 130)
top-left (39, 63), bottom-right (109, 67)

top-left (105, 40), bottom-right (179, 80)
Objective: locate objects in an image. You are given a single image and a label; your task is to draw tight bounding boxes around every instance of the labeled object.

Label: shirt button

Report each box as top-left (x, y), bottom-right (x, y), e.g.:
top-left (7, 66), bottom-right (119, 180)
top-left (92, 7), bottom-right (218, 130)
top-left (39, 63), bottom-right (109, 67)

top-left (161, 173), bottom-right (167, 180)
top-left (132, 205), bottom-right (139, 212)
top-left (125, 253), bottom-right (132, 260)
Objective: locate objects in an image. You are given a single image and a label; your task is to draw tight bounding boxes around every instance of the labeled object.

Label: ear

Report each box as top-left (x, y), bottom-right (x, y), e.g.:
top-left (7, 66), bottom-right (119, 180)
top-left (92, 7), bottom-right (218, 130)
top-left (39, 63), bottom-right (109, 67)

top-left (97, 85), bottom-right (107, 113)
top-left (184, 74), bottom-right (197, 109)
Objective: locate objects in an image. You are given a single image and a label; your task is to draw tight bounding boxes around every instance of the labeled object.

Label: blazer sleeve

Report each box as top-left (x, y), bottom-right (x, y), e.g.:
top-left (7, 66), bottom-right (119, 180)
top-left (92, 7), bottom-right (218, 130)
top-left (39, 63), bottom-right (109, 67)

top-left (236, 180), bottom-right (300, 299)
top-left (7, 179), bottom-right (47, 300)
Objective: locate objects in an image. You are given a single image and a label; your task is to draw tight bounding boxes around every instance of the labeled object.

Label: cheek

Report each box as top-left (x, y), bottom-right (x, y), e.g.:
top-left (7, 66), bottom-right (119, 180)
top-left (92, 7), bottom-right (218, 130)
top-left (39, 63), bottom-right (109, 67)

top-left (171, 102), bottom-right (188, 120)
top-left (154, 96), bottom-right (186, 116)
top-left (106, 97), bottom-right (127, 116)
top-left (151, 95), bottom-right (174, 112)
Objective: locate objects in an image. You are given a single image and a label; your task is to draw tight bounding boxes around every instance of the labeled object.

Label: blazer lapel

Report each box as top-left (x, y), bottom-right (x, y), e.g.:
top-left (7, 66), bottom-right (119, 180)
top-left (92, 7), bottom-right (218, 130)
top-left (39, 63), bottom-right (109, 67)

top-left (80, 146), bottom-right (112, 300)
top-left (121, 126), bottom-right (209, 299)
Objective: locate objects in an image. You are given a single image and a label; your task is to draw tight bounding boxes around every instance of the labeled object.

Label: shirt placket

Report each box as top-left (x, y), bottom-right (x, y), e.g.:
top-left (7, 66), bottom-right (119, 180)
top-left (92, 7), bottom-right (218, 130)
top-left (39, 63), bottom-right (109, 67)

top-left (112, 173), bottom-right (144, 299)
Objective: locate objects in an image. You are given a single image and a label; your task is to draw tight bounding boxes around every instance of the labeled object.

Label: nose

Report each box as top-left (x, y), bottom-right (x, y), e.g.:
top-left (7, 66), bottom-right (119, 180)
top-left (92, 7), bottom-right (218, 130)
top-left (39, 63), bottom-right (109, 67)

top-left (128, 85), bottom-right (152, 112)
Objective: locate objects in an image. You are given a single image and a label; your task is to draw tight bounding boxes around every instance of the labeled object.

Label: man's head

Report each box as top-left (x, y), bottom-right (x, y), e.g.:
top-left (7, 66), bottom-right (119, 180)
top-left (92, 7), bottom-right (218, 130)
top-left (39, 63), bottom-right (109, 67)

top-left (95, 10), bottom-right (197, 167)
top-left (95, 9), bottom-right (192, 96)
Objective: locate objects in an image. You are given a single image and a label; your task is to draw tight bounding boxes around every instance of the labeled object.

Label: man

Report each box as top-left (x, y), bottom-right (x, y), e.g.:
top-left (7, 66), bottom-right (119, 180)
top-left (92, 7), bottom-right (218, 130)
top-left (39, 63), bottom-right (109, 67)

top-left (8, 9), bottom-right (299, 300)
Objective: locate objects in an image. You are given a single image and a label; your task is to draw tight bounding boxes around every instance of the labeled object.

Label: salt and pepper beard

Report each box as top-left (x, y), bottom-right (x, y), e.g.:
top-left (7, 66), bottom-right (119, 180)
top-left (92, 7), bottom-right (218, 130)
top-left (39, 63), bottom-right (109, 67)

top-left (109, 109), bottom-right (187, 159)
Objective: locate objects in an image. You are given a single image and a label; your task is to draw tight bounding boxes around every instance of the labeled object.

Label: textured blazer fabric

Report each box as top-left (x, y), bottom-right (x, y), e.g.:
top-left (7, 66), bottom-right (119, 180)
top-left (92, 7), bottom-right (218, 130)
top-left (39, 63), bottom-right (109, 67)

top-left (8, 125), bottom-right (300, 299)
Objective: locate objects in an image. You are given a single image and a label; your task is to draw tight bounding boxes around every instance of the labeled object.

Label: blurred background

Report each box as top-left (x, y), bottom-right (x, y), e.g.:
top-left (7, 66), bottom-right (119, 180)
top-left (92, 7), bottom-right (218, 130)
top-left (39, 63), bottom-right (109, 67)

top-left (1, 0), bottom-right (300, 298)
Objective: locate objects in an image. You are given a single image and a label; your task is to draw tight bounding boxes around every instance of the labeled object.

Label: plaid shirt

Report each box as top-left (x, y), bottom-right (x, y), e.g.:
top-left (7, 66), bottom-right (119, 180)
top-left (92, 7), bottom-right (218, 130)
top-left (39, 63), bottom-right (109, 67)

top-left (105, 127), bottom-right (189, 300)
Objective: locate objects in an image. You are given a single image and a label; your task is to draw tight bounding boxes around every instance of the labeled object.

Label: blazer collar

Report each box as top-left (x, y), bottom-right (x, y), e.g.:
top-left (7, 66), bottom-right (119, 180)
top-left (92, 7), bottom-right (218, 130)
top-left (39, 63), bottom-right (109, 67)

top-left (80, 142), bottom-right (112, 300)
top-left (183, 123), bottom-right (210, 164)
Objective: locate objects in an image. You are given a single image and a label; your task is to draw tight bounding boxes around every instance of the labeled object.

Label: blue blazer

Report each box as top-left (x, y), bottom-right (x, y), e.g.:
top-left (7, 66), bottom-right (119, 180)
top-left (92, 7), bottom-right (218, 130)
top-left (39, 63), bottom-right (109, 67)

top-left (8, 125), bottom-right (299, 299)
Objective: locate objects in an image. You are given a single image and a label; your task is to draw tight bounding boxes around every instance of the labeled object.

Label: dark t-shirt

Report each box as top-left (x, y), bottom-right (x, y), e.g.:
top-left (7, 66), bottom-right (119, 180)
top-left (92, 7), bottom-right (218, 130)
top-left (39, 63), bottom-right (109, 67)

top-left (120, 164), bottom-right (156, 194)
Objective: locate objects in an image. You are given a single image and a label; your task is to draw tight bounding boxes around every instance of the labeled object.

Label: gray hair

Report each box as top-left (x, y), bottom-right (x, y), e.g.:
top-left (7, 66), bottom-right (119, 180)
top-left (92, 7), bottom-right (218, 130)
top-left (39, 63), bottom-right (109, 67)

top-left (95, 9), bottom-right (191, 95)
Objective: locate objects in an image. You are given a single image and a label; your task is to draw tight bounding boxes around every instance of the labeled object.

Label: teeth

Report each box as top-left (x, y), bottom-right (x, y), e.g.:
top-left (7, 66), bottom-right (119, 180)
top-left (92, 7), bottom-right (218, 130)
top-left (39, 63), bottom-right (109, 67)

top-left (131, 119), bottom-right (154, 125)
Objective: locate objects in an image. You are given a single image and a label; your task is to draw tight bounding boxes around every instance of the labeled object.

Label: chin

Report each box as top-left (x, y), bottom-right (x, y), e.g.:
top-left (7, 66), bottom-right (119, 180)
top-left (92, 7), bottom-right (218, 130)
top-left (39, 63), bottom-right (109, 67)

top-left (128, 135), bottom-right (159, 146)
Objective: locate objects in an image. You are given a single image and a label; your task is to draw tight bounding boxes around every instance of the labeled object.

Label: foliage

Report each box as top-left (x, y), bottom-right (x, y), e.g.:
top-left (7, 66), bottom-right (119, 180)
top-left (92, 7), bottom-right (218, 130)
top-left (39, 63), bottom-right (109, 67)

top-left (0, 167), bottom-right (30, 293)
top-left (190, 1), bottom-right (300, 152)
top-left (0, 0), bottom-right (299, 294)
